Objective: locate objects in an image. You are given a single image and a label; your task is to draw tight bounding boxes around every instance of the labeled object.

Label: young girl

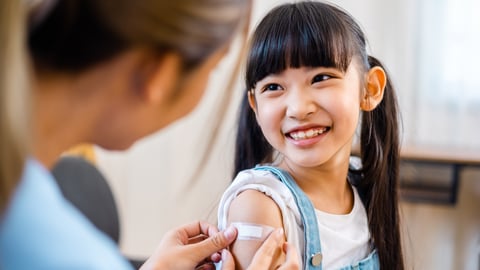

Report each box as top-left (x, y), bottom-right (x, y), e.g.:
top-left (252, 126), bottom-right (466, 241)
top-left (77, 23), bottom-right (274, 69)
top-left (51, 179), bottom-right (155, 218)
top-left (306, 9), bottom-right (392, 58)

top-left (218, 1), bottom-right (404, 269)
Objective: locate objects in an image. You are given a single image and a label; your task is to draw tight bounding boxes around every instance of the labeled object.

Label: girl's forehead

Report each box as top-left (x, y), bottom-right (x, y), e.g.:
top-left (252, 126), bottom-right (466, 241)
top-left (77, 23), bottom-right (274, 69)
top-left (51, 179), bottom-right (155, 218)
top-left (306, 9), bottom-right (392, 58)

top-left (254, 64), bottom-right (362, 89)
top-left (262, 61), bottom-right (358, 78)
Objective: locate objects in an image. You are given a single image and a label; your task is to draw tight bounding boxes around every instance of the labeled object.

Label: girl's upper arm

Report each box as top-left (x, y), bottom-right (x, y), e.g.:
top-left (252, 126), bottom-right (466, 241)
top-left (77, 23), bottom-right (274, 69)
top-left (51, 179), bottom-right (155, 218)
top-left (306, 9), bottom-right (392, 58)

top-left (227, 189), bottom-right (284, 270)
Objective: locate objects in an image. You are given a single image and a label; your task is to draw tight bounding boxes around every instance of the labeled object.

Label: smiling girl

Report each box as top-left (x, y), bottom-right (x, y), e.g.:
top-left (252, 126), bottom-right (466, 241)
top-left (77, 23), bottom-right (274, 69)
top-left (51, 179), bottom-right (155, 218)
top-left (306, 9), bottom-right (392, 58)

top-left (217, 1), bottom-right (404, 270)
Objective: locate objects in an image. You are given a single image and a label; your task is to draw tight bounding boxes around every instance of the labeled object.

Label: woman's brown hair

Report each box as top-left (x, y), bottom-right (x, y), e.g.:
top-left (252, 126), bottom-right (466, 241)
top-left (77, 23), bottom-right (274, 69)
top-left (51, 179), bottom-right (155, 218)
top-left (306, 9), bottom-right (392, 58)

top-left (0, 0), bottom-right (30, 212)
top-left (29, 0), bottom-right (250, 73)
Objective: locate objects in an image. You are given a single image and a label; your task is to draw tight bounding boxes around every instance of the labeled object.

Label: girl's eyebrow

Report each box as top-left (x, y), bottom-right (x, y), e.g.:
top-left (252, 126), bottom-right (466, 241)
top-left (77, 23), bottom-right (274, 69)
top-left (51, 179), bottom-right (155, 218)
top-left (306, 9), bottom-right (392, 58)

top-left (306, 66), bottom-right (338, 72)
top-left (306, 66), bottom-right (345, 76)
top-left (258, 66), bottom-right (343, 83)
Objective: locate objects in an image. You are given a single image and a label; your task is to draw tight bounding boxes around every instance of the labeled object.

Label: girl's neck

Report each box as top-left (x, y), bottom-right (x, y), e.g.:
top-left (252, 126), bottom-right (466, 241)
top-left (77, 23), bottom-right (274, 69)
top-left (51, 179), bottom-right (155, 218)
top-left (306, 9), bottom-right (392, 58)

top-left (280, 151), bottom-right (354, 214)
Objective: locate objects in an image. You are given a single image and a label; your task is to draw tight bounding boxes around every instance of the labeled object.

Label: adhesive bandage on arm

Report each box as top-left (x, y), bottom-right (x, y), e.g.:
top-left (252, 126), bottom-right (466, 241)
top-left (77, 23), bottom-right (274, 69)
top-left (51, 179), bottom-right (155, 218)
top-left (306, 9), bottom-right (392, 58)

top-left (231, 222), bottom-right (275, 241)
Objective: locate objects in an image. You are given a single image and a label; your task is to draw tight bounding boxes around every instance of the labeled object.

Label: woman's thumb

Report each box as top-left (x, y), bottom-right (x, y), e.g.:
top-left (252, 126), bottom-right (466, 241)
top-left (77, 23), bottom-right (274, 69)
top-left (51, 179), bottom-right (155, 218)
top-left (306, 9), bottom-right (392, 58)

top-left (192, 226), bottom-right (237, 259)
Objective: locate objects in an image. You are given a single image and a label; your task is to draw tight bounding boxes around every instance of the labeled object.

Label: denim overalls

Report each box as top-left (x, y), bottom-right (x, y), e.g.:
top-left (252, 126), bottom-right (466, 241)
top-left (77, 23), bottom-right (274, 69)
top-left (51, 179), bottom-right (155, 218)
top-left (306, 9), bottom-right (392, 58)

top-left (254, 166), bottom-right (380, 270)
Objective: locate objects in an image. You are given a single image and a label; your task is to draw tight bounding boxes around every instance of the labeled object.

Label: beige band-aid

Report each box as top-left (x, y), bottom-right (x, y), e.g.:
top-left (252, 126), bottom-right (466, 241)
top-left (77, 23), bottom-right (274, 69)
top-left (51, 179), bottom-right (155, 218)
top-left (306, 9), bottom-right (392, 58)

top-left (231, 222), bottom-right (275, 241)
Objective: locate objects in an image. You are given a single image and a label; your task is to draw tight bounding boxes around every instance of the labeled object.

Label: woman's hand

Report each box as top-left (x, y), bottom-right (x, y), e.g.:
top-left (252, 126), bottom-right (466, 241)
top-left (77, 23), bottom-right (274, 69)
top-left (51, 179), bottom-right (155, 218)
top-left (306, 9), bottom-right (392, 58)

top-left (140, 221), bottom-right (237, 270)
top-left (221, 229), bottom-right (301, 270)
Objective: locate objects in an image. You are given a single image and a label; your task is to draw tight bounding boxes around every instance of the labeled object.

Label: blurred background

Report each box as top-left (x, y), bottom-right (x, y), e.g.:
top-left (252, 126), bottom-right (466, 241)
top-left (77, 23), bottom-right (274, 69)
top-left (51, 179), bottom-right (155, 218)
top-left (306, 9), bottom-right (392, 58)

top-left (74, 0), bottom-right (480, 269)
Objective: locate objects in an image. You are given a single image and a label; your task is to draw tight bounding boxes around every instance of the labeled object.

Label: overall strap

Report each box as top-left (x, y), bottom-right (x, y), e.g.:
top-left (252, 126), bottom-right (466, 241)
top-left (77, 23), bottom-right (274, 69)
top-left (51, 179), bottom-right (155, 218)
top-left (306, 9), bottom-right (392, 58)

top-left (255, 166), bottom-right (323, 269)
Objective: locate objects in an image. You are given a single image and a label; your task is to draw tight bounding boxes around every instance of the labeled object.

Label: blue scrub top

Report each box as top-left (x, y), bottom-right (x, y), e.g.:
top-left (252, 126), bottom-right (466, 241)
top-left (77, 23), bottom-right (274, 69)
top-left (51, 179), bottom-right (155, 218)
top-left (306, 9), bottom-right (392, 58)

top-left (0, 159), bottom-right (133, 270)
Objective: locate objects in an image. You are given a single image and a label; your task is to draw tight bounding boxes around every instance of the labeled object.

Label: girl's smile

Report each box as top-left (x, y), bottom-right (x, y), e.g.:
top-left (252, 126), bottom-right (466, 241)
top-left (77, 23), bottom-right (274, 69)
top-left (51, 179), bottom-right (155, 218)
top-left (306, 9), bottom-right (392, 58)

top-left (285, 125), bottom-right (330, 146)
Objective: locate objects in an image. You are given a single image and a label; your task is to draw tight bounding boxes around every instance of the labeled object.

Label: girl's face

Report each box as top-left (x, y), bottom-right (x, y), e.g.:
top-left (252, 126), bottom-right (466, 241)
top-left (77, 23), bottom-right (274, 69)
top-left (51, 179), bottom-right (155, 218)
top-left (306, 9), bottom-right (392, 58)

top-left (250, 62), bottom-right (363, 169)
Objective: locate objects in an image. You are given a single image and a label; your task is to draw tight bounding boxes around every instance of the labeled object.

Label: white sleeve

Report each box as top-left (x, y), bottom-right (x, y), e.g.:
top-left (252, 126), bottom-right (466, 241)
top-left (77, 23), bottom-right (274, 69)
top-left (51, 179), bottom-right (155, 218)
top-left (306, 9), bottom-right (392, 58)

top-left (217, 169), bottom-right (304, 265)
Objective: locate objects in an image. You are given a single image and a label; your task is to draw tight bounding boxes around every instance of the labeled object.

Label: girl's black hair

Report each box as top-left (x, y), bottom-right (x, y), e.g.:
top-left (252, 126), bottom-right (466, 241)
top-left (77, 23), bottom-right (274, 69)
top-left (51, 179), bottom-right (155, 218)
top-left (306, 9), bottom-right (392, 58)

top-left (234, 2), bottom-right (404, 269)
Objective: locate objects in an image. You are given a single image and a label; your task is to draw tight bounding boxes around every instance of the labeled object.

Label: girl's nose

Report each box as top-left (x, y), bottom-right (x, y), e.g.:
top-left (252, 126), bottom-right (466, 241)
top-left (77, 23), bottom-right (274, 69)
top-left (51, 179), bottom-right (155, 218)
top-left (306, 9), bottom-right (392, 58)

top-left (285, 88), bottom-right (316, 120)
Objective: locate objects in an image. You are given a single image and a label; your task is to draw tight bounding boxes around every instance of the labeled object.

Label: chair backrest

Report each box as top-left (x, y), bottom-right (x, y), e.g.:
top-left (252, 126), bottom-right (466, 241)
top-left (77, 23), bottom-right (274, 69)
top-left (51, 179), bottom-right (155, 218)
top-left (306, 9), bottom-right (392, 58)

top-left (51, 156), bottom-right (120, 244)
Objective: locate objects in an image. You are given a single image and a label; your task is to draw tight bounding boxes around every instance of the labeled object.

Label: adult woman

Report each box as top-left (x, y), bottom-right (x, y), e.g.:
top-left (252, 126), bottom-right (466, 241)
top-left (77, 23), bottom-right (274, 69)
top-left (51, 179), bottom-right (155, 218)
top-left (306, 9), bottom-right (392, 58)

top-left (0, 0), bottom-right (299, 269)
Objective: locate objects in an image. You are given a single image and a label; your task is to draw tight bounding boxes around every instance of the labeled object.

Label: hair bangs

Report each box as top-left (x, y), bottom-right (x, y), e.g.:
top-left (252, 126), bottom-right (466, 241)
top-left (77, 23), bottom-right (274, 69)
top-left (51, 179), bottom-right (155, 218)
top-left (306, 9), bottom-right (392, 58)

top-left (246, 2), bottom-right (357, 89)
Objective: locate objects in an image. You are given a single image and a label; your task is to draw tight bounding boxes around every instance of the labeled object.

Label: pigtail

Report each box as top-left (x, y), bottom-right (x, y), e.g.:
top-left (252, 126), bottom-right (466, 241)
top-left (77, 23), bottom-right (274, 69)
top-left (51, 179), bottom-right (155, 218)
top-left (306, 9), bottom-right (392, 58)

top-left (233, 92), bottom-right (273, 178)
top-left (359, 56), bottom-right (404, 269)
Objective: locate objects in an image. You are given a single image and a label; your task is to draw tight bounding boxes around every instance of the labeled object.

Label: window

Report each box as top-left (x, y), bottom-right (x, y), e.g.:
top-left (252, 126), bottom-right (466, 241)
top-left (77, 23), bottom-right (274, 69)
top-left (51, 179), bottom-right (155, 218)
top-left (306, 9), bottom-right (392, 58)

top-left (412, 0), bottom-right (480, 148)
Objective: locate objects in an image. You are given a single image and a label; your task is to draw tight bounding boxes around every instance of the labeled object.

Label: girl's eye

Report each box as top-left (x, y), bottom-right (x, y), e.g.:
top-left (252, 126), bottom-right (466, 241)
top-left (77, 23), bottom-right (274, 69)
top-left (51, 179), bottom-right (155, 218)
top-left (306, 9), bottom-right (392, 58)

top-left (312, 74), bottom-right (331, 83)
top-left (263, 83), bottom-right (283, 92)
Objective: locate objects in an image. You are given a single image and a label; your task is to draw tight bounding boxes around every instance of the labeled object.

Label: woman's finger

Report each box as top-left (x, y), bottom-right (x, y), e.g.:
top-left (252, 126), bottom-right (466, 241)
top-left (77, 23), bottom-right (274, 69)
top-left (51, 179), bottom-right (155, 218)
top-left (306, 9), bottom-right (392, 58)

top-left (247, 228), bottom-right (284, 268)
top-left (180, 221), bottom-right (220, 240)
top-left (278, 243), bottom-right (300, 269)
top-left (219, 249), bottom-right (235, 270)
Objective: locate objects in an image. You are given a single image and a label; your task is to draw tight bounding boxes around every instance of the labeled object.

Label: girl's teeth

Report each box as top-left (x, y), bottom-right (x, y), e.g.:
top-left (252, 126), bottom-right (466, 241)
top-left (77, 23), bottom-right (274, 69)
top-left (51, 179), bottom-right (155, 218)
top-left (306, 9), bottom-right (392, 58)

top-left (290, 128), bottom-right (327, 140)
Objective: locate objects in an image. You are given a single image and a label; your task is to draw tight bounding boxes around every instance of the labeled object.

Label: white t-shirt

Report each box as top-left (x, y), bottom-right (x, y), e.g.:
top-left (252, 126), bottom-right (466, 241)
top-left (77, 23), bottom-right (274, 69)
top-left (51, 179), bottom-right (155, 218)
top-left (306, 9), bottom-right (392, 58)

top-left (217, 169), bottom-right (371, 270)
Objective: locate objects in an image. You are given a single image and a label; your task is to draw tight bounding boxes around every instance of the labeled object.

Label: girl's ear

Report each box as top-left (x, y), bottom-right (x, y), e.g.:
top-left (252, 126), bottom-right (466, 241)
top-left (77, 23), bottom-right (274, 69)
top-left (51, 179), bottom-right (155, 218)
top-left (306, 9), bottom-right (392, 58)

top-left (247, 90), bottom-right (257, 113)
top-left (137, 52), bottom-right (182, 104)
top-left (360, 66), bottom-right (386, 111)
